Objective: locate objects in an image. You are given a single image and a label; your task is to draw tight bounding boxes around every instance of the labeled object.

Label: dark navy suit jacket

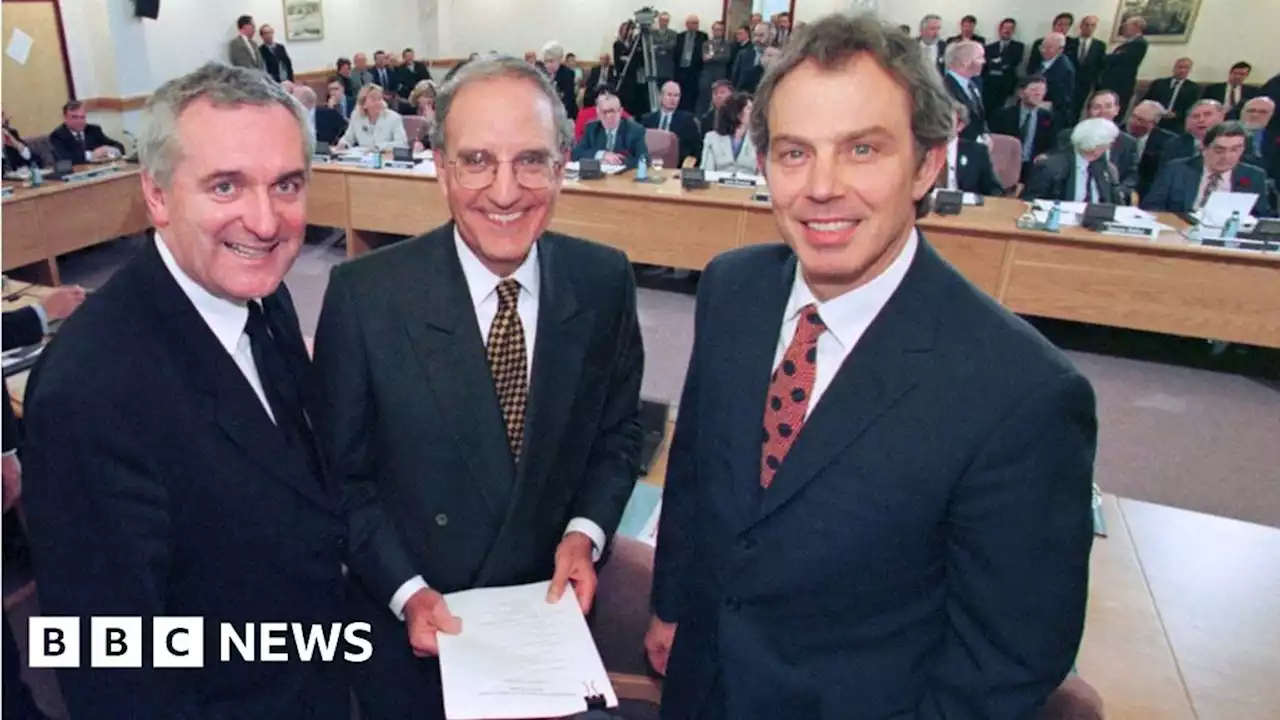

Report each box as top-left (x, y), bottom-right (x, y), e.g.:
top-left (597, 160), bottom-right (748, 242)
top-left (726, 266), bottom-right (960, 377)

top-left (572, 118), bottom-right (649, 169)
top-left (652, 238), bottom-right (1097, 720)
top-left (1140, 156), bottom-right (1273, 217)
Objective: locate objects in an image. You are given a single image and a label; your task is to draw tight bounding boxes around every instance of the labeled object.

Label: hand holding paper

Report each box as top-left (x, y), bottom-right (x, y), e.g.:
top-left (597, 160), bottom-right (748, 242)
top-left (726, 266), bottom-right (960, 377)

top-left (547, 531), bottom-right (597, 613)
top-left (403, 587), bottom-right (462, 657)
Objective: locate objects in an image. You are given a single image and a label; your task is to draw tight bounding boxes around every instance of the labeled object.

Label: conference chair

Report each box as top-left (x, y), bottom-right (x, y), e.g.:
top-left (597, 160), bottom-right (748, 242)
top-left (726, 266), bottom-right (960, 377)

top-left (22, 135), bottom-right (56, 169)
top-left (643, 129), bottom-right (679, 170)
top-left (988, 134), bottom-right (1024, 193)
top-left (400, 115), bottom-right (428, 147)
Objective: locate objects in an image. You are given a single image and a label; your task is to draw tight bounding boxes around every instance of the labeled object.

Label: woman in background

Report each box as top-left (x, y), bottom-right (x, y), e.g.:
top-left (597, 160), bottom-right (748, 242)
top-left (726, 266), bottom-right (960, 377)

top-left (700, 92), bottom-right (757, 174)
top-left (409, 81), bottom-right (438, 153)
top-left (336, 84), bottom-right (408, 151)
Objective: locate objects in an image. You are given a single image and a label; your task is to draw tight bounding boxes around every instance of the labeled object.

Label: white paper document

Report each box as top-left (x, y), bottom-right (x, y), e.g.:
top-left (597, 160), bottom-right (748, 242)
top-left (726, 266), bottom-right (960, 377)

top-left (6, 29), bottom-right (33, 66)
top-left (565, 161), bottom-right (627, 175)
top-left (437, 581), bottom-right (617, 720)
top-left (1195, 191), bottom-right (1260, 227)
top-left (638, 498), bottom-right (662, 547)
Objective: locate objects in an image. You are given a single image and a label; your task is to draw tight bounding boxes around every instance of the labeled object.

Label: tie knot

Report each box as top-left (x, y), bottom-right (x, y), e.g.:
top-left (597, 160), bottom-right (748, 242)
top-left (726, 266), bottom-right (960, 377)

top-left (496, 279), bottom-right (521, 309)
top-left (245, 300), bottom-right (270, 339)
top-left (795, 304), bottom-right (826, 344)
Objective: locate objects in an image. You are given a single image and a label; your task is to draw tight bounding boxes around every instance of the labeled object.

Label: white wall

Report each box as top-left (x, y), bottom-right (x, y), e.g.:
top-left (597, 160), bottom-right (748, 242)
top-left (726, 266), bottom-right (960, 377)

top-left (797, 0), bottom-right (1279, 83)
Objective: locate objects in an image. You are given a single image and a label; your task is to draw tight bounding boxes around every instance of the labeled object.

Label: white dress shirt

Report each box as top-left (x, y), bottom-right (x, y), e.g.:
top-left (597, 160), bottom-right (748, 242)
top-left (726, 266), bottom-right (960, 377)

top-left (154, 235), bottom-right (274, 422)
top-left (945, 138), bottom-right (959, 189)
top-left (773, 230), bottom-right (918, 417)
top-left (387, 230), bottom-right (607, 620)
top-left (1196, 168), bottom-right (1231, 209)
top-left (1072, 153), bottom-right (1099, 203)
top-left (339, 108), bottom-right (409, 150)
top-left (920, 40), bottom-right (940, 68)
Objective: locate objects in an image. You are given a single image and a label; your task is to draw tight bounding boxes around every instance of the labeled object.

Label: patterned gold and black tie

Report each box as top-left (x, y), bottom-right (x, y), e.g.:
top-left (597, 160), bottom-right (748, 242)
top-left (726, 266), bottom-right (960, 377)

top-left (487, 279), bottom-right (528, 460)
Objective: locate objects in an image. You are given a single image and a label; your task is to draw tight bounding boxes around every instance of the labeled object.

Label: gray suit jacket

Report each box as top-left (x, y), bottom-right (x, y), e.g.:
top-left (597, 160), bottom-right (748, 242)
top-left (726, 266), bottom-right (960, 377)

top-left (227, 35), bottom-right (262, 69)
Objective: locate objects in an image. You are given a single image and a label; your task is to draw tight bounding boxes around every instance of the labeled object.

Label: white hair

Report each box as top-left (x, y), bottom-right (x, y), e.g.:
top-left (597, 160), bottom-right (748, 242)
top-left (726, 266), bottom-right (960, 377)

top-left (1071, 118), bottom-right (1119, 152)
top-left (1133, 99), bottom-right (1166, 118)
top-left (944, 40), bottom-right (981, 67)
top-left (919, 14), bottom-right (941, 30)
top-left (292, 85), bottom-right (317, 108)
top-left (1043, 32), bottom-right (1066, 47)
top-left (541, 41), bottom-right (564, 62)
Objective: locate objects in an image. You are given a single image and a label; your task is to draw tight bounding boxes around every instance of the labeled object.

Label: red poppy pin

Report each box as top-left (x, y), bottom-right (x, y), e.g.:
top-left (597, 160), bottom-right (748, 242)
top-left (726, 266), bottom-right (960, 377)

top-left (1239, 176), bottom-right (1251, 188)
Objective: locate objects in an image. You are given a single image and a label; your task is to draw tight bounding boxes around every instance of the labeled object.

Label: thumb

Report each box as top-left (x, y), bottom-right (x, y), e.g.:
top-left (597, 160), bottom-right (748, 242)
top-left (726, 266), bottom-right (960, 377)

top-left (547, 561), bottom-right (572, 604)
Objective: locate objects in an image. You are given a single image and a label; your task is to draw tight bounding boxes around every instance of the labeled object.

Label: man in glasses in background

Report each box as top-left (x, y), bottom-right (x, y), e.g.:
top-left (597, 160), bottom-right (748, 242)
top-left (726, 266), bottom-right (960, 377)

top-left (312, 54), bottom-right (645, 720)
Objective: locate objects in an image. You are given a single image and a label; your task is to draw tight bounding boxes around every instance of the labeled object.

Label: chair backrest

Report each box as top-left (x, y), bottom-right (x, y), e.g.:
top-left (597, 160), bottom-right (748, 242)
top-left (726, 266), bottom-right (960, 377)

top-left (988, 133), bottom-right (1023, 191)
top-left (644, 128), bottom-right (679, 168)
top-left (401, 114), bottom-right (428, 143)
top-left (24, 135), bottom-right (56, 168)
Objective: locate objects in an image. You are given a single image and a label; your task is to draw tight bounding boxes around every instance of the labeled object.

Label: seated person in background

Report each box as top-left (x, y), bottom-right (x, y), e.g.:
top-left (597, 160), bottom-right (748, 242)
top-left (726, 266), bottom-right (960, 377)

top-left (542, 42), bottom-right (579, 120)
top-left (1240, 97), bottom-right (1277, 181)
top-left (640, 81), bottom-right (702, 166)
top-left (572, 92), bottom-right (647, 168)
top-left (1022, 117), bottom-right (1124, 204)
top-left (49, 100), bottom-right (125, 163)
top-left (1054, 90), bottom-right (1139, 201)
top-left (1160, 99), bottom-right (1225, 166)
top-left (2, 109), bottom-right (37, 171)
top-left (699, 91), bottom-right (757, 174)
top-left (990, 75), bottom-right (1054, 182)
top-left (1127, 99), bottom-right (1177, 198)
top-left (938, 103), bottom-right (1003, 196)
top-left (409, 86), bottom-right (437, 153)
top-left (700, 79), bottom-right (734, 134)
top-left (382, 87), bottom-right (414, 116)
top-left (2, 286), bottom-right (86, 347)
top-left (583, 52), bottom-right (619, 110)
top-left (336, 84), bottom-right (409, 151)
top-left (574, 102), bottom-right (632, 143)
top-left (1141, 121), bottom-right (1273, 217)
top-left (396, 48), bottom-right (432, 98)
top-left (1200, 61), bottom-right (1256, 119)
top-left (292, 85), bottom-right (346, 146)
top-left (326, 75), bottom-right (354, 120)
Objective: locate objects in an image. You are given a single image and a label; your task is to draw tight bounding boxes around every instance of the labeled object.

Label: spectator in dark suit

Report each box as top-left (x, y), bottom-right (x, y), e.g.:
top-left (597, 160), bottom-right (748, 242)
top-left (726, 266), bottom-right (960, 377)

top-left (541, 42), bottom-right (579, 120)
top-left (292, 85), bottom-right (346, 146)
top-left (1027, 13), bottom-right (1075, 69)
top-left (1200, 62), bottom-right (1256, 119)
top-left (982, 18), bottom-right (1024, 117)
top-left (731, 23), bottom-right (770, 92)
top-left (397, 48), bottom-right (432, 98)
top-left (325, 76), bottom-right (354, 120)
top-left (946, 14), bottom-right (985, 46)
top-left (2, 110), bottom-right (37, 171)
top-left (1097, 16), bottom-right (1148, 117)
top-left (49, 100), bottom-right (125, 163)
top-left (1142, 121), bottom-right (1273, 217)
top-left (369, 51), bottom-right (398, 96)
top-left (699, 79), bottom-right (734, 132)
top-left (1070, 16), bottom-right (1106, 122)
top-left (942, 40), bottom-right (989, 141)
top-left (1036, 33), bottom-right (1076, 131)
top-left (673, 15), bottom-right (708, 112)
top-left (572, 92), bottom-right (648, 168)
top-left (1142, 58), bottom-right (1201, 132)
top-left (917, 14), bottom-right (946, 72)
top-left (938, 104), bottom-right (1003, 195)
top-left (1127, 99), bottom-right (1178, 198)
top-left (1160, 99), bottom-right (1227, 166)
top-left (257, 24), bottom-right (293, 82)
top-left (335, 57), bottom-right (358, 99)
top-left (1240, 96), bottom-right (1278, 182)
top-left (1056, 90), bottom-right (1139, 200)
top-left (583, 53), bottom-right (619, 109)
top-left (1022, 117), bottom-right (1124, 204)
top-left (641, 81), bottom-right (703, 166)
top-left (991, 75), bottom-right (1055, 182)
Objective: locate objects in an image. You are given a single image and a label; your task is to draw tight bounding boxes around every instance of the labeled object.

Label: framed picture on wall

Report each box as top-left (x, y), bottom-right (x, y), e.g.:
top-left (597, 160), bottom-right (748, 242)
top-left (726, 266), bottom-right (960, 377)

top-left (283, 0), bottom-right (324, 41)
top-left (1111, 0), bottom-right (1203, 43)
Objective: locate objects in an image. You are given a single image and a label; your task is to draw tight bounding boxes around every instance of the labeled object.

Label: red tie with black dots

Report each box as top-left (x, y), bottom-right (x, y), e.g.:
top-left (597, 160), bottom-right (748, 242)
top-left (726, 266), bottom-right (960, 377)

top-left (760, 304), bottom-right (826, 489)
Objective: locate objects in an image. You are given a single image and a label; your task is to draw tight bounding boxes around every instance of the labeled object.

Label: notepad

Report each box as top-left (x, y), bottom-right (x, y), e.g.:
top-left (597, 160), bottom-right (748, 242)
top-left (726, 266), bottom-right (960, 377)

top-left (437, 581), bottom-right (617, 720)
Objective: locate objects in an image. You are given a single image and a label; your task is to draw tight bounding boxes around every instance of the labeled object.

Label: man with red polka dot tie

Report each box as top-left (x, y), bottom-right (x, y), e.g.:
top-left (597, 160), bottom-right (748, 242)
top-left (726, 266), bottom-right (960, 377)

top-left (647, 14), bottom-right (1099, 720)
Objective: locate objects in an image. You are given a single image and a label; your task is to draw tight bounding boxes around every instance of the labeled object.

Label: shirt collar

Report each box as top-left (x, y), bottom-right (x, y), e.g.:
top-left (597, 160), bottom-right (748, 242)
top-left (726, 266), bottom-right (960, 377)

top-left (154, 234), bottom-right (251, 356)
top-left (453, 226), bottom-right (540, 308)
top-left (946, 70), bottom-right (971, 88)
top-left (782, 229), bottom-right (918, 352)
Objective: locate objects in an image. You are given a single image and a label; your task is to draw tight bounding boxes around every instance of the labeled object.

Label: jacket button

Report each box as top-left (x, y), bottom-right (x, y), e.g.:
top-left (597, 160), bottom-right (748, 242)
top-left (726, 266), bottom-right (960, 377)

top-left (435, 513), bottom-right (449, 527)
top-left (724, 596), bottom-right (741, 612)
top-left (740, 536), bottom-right (757, 551)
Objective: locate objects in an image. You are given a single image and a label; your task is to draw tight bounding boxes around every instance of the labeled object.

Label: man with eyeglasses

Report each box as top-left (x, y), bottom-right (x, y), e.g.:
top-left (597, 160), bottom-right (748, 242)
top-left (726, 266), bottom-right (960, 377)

top-left (573, 91), bottom-right (649, 168)
top-left (312, 54), bottom-right (645, 720)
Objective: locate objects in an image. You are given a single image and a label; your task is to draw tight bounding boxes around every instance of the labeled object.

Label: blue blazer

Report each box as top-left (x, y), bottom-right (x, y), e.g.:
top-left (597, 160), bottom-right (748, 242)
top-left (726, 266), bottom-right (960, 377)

top-left (1140, 156), bottom-right (1274, 217)
top-left (571, 118), bottom-right (648, 169)
top-left (653, 238), bottom-right (1097, 720)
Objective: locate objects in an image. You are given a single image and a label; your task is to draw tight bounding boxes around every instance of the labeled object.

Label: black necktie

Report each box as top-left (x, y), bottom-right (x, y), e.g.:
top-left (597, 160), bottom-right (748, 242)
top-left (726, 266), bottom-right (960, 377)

top-left (245, 301), bottom-right (320, 475)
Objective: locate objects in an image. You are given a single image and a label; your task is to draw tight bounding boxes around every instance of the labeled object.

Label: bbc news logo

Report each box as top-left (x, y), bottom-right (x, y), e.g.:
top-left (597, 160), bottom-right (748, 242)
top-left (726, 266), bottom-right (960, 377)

top-left (29, 617), bottom-right (373, 668)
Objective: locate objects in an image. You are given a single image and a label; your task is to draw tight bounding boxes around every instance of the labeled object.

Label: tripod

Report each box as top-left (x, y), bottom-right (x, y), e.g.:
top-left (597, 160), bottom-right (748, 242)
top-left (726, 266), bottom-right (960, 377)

top-left (616, 25), bottom-right (660, 112)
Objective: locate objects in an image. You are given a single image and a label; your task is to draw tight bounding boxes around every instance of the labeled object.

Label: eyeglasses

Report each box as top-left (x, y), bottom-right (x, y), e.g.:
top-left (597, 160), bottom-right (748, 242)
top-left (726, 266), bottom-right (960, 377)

top-left (446, 151), bottom-right (563, 190)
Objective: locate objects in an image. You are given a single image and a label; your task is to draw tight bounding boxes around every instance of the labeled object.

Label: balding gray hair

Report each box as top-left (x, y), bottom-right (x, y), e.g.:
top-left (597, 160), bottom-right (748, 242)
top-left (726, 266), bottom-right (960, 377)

top-left (1191, 98), bottom-right (1224, 114)
top-left (429, 54), bottom-right (573, 153)
top-left (292, 85), bottom-right (317, 108)
top-left (751, 13), bottom-right (954, 164)
top-left (919, 14), bottom-right (941, 30)
top-left (139, 61), bottom-right (310, 189)
top-left (541, 41), bottom-right (565, 63)
top-left (1070, 118), bottom-right (1119, 152)
top-left (1132, 99), bottom-right (1165, 118)
top-left (944, 40), bottom-right (982, 67)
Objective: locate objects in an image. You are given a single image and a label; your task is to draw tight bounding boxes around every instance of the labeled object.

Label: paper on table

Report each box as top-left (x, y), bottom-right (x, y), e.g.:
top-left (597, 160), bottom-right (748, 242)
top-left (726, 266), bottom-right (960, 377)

top-left (565, 161), bottom-right (626, 175)
top-left (6, 29), bottom-right (33, 66)
top-left (931, 189), bottom-right (982, 205)
top-left (1196, 191), bottom-right (1259, 227)
top-left (637, 498), bottom-right (662, 547)
top-left (412, 159), bottom-right (438, 177)
top-left (1031, 199), bottom-right (1088, 215)
top-left (703, 169), bottom-right (765, 185)
top-left (437, 581), bottom-right (617, 720)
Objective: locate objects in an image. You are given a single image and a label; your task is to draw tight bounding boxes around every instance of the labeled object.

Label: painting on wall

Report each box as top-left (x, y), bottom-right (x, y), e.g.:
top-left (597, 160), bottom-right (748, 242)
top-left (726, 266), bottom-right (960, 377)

top-left (1111, 0), bottom-right (1203, 43)
top-left (283, 0), bottom-right (324, 42)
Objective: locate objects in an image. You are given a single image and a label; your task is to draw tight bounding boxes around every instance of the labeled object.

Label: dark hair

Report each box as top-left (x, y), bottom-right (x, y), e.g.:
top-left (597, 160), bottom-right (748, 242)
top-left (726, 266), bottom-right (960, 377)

top-left (374, 50), bottom-right (386, 57)
top-left (1088, 89), bottom-right (1119, 108)
top-left (1000, 17), bottom-right (1017, 27)
top-left (1230, 61), bottom-right (1253, 72)
top-left (715, 92), bottom-right (752, 136)
top-left (236, 15), bottom-right (253, 29)
top-left (327, 75), bottom-right (343, 85)
top-left (1053, 12), bottom-right (1074, 25)
top-left (566, 53), bottom-right (576, 61)
top-left (961, 15), bottom-right (977, 24)
top-left (738, 24), bottom-right (751, 34)
top-left (1018, 74), bottom-right (1047, 90)
top-left (1204, 120), bottom-right (1248, 147)
top-left (336, 57), bottom-right (351, 70)
top-left (777, 12), bottom-right (790, 18)
top-left (403, 48), bottom-right (414, 55)
top-left (62, 100), bottom-right (83, 114)
top-left (711, 78), bottom-right (734, 92)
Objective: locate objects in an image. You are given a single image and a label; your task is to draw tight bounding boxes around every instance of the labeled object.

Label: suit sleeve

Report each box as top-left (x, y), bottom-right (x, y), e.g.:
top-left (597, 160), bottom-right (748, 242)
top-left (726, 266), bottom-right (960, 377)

top-left (571, 131), bottom-right (595, 162)
top-left (1019, 159), bottom-right (1054, 201)
top-left (2, 308), bottom-right (46, 350)
top-left (2, 387), bottom-right (17, 454)
top-left (683, 119), bottom-right (703, 165)
top-left (49, 129), bottom-right (76, 163)
top-left (570, 258), bottom-right (644, 540)
top-left (1139, 164), bottom-right (1175, 211)
top-left (916, 371), bottom-right (1097, 720)
top-left (21, 384), bottom-right (200, 719)
top-left (312, 271), bottom-right (420, 605)
top-left (95, 127), bottom-right (125, 154)
top-left (1117, 144), bottom-right (1140, 199)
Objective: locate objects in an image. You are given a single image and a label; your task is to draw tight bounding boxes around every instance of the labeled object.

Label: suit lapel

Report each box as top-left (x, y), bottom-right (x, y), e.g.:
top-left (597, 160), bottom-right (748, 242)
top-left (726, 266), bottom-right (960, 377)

top-left (751, 240), bottom-right (939, 526)
top-left (400, 227), bottom-right (516, 517)
top-left (1181, 156), bottom-right (1205, 209)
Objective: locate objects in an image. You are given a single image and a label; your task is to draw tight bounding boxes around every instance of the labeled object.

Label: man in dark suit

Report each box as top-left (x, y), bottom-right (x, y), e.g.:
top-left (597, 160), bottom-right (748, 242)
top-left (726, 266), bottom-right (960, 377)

top-left (1070, 16), bottom-right (1106, 122)
top-left (647, 16), bottom-right (1096, 720)
top-left (1127, 99), bottom-right (1178, 198)
top-left (584, 53), bottom-right (620, 109)
top-left (325, 75), bottom-right (354, 120)
top-left (369, 50), bottom-right (398, 94)
top-left (916, 14), bottom-right (946, 72)
top-left (1142, 58), bottom-right (1201, 132)
top-left (673, 15), bottom-right (708, 112)
top-left (1097, 16), bottom-right (1149, 118)
top-left (1142, 121), bottom-right (1274, 217)
top-left (573, 92), bottom-right (649, 168)
top-left (1022, 118), bottom-right (1124, 204)
top-left (1055, 90), bottom-right (1140, 200)
top-left (991, 76), bottom-right (1055, 181)
top-left (942, 40), bottom-right (989, 141)
top-left (731, 23), bottom-right (770, 91)
top-left (1036, 33), bottom-right (1076, 131)
top-left (48, 100), bottom-right (125, 164)
top-left (982, 18), bottom-right (1024, 117)
top-left (641, 81), bottom-right (703, 166)
top-left (2, 110), bottom-right (37, 171)
top-left (939, 105), bottom-right (1004, 195)
top-left (1240, 96), bottom-right (1278, 183)
top-left (1159, 100), bottom-right (1246, 167)
top-left (699, 79), bottom-right (734, 134)
top-left (396, 48), bottom-right (432, 98)
top-left (946, 14), bottom-right (985, 46)
top-left (542, 43), bottom-right (579, 120)
top-left (1200, 62), bottom-right (1256, 119)
top-left (313, 56), bottom-right (643, 720)
top-left (20, 63), bottom-right (349, 720)
top-left (258, 24), bottom-right (294, 82)
top-left (292, 85), bottom-right (346, 146)
top-left (1027, 13), bottom-right (1076, 69)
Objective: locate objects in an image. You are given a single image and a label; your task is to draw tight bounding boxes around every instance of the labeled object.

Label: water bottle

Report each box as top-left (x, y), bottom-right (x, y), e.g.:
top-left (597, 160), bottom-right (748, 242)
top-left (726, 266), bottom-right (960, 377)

top-left (1222, 210), bottom-right (1241, 239)
top-left (636, 155), bottom-right (648, 181)
top-left (1044, 201), bottom-right (1061, 232)
top-left (372, 150), bottom-right (383, 170)
top-left (30, 164), bottom-right (43, 187)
